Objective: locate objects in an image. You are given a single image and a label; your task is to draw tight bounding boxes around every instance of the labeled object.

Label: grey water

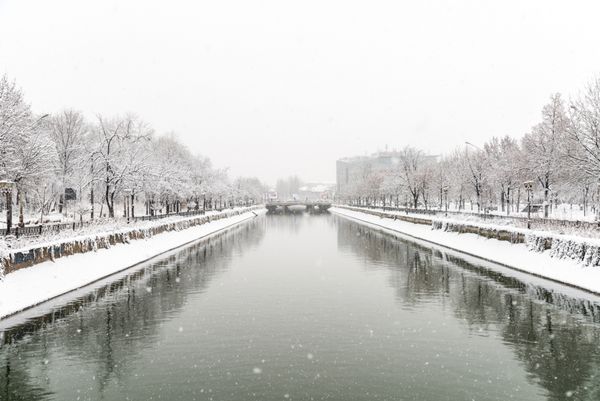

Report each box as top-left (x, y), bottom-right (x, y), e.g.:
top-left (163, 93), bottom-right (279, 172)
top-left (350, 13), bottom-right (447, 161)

top-left (1, 214), bottom-right (600, 401)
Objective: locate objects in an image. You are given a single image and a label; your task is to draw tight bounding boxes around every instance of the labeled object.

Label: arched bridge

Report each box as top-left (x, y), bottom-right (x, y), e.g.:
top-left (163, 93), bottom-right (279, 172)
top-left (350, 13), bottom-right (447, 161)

top-left (266, 201), bottom-right (332, 213)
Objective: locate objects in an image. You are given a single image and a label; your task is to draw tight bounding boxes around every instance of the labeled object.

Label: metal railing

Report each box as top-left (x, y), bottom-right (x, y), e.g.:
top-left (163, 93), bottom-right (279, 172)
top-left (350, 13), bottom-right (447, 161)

top-left (0, 207), bottom-right (237, 238)
top-left (343, 204), bottom-right (600, 232)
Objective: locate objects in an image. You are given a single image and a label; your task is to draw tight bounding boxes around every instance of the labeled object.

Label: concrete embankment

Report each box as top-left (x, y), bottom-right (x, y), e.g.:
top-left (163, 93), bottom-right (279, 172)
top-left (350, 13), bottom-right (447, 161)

top-left (336, 205), bottom-right (600, 266)
top-left (1, 207), bottom-right (262, 275)
top-left (331, 206), bottom-right (600, 295)
top-left (0, 207), bottom-right (264, 319)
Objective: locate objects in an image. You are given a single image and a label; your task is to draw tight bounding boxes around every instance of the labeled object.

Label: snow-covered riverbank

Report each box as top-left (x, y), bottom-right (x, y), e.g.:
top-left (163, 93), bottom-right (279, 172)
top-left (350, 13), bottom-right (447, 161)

top-left (0, 208), bottom-right (264, 319)
top-left (331, 207), bottom-right (600, 295)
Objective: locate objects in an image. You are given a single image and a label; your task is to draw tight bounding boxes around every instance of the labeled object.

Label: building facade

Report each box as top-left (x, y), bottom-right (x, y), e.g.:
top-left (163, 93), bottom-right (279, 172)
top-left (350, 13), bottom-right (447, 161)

top-left (336, 151), bottom-right (439, 200)
top-left (336, 152), bottom-right (401, 196)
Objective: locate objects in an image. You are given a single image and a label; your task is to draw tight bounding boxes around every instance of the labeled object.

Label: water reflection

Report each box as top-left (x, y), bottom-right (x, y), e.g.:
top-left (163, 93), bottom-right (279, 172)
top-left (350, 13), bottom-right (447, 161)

top-left (1, 215), bottom-right (600, 401)
top-left (336, 217), bottom-right (600, 401)
top-left (0, 219), bottom-right (265, 401)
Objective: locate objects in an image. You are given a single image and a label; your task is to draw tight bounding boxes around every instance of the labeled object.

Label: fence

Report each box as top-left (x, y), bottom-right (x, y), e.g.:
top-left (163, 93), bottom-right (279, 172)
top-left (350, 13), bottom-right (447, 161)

top-left (347, 204), bottom-right (600, 232)
top-left (0, 207), bottom-right (232, 238)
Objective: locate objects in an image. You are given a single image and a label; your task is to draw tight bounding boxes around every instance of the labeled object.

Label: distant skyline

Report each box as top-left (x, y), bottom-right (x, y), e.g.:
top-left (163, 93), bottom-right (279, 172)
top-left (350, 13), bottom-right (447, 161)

top-left (2, 0), bottom-right (600, 185)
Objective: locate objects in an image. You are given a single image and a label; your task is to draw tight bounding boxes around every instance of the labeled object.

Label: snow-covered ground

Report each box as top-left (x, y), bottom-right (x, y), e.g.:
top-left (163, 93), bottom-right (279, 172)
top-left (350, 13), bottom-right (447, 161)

top-left (331, 207), bottom-right (600, 295)
top-left (0, 208), bottom-right (264, 319)
top-left (362, 202), bottom-right (595, 221)
top-left (355, 205), bottom-right (600, 238)
top-left (0, 208), bottom-right (250, 258)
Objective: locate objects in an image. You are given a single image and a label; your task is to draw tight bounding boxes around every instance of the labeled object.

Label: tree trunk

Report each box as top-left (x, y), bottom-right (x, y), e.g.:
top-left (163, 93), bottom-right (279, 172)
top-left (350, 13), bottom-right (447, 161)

top-left (544, 186), bottom-right (549, 218)
top-left (18, 189), bottom-right (24, 228)
top-left (107, 191), bottom-right (115, 218)
top-left (542, 175), bottom-right (550, 218)
top-left (90, 186), bottom-right (95, 220)
top-left (5, 191), bottom-right (12, 234)
top-left (58, 193), bottom-right (64, 214)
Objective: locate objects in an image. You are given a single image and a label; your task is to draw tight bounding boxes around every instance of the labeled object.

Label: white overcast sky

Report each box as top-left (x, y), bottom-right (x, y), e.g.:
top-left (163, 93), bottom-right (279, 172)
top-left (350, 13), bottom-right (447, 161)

top-left (1, 0), bottom-right (600, 184)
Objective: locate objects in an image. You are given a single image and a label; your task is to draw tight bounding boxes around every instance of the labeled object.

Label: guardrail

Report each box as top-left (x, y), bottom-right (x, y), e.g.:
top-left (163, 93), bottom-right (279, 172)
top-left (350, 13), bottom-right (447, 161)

top-left (0, 207), bottom-right (235, 238)
top-left (343, 204), bottom-right (600, 232)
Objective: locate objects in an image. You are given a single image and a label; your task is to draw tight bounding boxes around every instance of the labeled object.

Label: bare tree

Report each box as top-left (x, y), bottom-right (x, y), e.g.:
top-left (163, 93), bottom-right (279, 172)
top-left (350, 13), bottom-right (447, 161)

top-left (48, 109), bottom-right (88, 213)
top-left (396, 146), bottom-right (425, 208)
top-left (484, 136), bottom-right (521, 214)
top-left (93, 115), bottom-right (152, 218)
top-left (522, 93), bottom-right (569, 217)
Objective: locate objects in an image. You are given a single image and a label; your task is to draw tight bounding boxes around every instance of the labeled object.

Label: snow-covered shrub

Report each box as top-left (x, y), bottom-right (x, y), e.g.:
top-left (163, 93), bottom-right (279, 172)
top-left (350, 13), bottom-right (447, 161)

top-left (434, 217), bottom-right (600, 267)
top-left (432, 219), bottom-right (525, 244)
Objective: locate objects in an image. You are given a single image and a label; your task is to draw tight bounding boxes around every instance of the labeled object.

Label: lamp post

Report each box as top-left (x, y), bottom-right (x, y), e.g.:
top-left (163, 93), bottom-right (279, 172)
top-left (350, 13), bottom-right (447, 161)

top-left (465, 141), bottom-right (483, 151)
top-left (40, 183), bottom-right (47, 225)
top-left (523, 181), bottom-right (534, 229)
top-left (596, 179), bottom-right (600, 222)
top-left (442, 186), bottom-right (449, 216)
top-left (0, 181), bottom-right (15, 234)
top-left (123, 188), bottom-right (131, 222)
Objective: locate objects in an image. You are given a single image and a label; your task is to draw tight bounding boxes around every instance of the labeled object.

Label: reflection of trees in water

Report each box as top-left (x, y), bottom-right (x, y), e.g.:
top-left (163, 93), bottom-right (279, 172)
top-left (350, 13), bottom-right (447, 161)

top-left (336, 216), bottom-right (600, 401)
top-left (0, 358), bottom-right (51, 401)
top-left (0, 218), bottom-right (265, 401)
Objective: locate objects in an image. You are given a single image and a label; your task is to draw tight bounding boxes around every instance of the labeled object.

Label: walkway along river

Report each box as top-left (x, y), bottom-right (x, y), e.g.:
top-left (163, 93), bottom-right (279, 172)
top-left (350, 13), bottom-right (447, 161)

top-left (1, 213), bottom-right (600, 400)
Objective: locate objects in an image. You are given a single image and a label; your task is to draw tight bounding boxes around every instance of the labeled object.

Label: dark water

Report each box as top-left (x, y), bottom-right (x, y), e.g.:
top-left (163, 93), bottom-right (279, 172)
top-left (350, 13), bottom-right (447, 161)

top-left (1, 214), bottom-right (600, 401)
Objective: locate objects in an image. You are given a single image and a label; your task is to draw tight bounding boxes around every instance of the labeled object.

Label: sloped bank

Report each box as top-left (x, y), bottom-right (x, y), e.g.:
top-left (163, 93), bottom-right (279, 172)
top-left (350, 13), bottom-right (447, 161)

top-left (332, 206), bottom-right (600, 295)
top-left (0, 207), bottom-right (264, 319)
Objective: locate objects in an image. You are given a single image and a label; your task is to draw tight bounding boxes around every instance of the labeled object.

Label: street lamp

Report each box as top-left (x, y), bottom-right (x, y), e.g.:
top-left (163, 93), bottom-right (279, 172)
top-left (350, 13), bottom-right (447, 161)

top-left (596, 178), bottom-right (600, 222)
top-left (0, 180), bottom-right (16, 234)
top-left (465, 141), bottom-right (483, 151)
top-left (123, 188), bottom-right (131, 222)
top-left (35, 114), bottom-right (49, 125)
top-left (442, 186), bottom-right (449, 216)
top-left (523, 181), bottom-right (534, 229)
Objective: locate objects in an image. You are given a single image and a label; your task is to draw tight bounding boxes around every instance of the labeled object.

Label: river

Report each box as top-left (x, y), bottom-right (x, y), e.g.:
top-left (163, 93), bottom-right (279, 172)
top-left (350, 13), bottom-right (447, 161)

top-left (1, 213), bottom-right (599, 401)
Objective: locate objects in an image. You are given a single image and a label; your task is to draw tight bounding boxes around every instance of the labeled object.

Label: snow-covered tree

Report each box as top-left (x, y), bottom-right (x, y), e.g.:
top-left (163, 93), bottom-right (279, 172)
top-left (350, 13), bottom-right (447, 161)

top-left (522, 93), bottom-right (569, 217)
top-left (47, 109), bottom-right (88, 213)
top-left (396, 146), bottom-right (425, 208)
top-left (484, 136), bottom-right (521, 214)
top-left (92, 114), bottom-right (152, 218)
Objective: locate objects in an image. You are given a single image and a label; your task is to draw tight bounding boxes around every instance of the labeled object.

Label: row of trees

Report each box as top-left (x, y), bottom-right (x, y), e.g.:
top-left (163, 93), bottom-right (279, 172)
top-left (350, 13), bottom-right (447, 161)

top-left (339, 78), bottom-right (600, 218)
top-left (0, 75), bottom-right (267, 228)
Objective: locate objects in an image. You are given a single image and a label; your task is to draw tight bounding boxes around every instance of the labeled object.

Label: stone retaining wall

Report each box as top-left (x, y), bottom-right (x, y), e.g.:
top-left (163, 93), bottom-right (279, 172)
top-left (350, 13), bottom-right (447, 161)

top-left (1, 207), bottom-right (261, 276)
top-left (336, 205), bottom-right (600, 267)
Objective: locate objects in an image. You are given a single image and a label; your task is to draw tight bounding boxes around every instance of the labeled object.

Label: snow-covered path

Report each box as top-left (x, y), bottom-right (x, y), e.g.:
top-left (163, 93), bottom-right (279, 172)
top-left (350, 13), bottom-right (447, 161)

top-left (331, 207), bottom-right (600, 295)
top-left (0, 209), bottom-right (263, 319)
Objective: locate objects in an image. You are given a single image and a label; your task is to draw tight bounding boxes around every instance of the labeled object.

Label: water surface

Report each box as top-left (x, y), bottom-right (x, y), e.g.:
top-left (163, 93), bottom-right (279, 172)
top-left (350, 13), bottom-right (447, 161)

top-left (1, 214), bottom-right (600, 401)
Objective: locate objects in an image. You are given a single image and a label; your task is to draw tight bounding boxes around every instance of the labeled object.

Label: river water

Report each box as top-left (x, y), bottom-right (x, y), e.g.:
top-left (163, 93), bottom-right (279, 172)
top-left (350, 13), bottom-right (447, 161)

top-left (1, 213), bottom-right (600, 401)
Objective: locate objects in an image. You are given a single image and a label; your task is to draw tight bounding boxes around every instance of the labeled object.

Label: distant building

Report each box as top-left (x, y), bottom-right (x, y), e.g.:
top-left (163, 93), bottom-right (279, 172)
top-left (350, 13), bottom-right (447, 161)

top-left (336, 152), bottom-right (400, 196)
top-left (336, 151), bottom-right (438, 197)
top-left (298, 183), bottom-right (335, 201)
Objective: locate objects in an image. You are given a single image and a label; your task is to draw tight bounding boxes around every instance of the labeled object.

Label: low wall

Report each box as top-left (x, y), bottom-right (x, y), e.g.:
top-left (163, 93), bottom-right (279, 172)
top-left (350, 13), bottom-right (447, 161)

top-left (335, 205), bottom-right (600, 268)
top-left (431, 220), bottom-right (527, 245)
top-left (1, 207), bottom-right (261, 276)
top-left (338, 205), bottom-right (433, 225)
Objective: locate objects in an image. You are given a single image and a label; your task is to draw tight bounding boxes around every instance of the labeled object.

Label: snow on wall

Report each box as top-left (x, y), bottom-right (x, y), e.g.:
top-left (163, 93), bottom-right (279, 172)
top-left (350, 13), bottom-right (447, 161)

top-left (433, 219), bottom-right (600, 267)
top-left (0, 207), bottom-right (261, 278)
top-left (338, 205), bottom-right (600, 268)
